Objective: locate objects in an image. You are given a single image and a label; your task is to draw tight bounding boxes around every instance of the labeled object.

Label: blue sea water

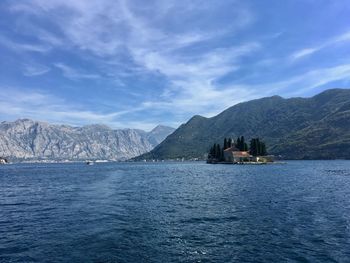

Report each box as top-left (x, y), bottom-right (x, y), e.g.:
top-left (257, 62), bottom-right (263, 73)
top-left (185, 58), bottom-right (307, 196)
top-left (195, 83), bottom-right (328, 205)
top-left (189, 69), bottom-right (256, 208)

top-left (1, 161), bottom-right (350, 263)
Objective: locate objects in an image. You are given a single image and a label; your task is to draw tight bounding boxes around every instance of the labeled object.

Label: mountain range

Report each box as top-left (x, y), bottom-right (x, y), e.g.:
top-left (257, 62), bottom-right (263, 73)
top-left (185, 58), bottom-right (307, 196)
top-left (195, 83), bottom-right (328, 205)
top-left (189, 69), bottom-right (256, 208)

top-left (0, 119), bottom-right (175, 161)
top-left (136, 89), bottom-right (350, 160)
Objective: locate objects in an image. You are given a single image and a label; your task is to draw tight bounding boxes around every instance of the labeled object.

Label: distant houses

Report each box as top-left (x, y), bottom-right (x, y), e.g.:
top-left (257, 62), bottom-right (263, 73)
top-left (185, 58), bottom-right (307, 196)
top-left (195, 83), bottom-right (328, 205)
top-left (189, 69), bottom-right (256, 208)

top-left (207, 136), bottom-right (274, 164)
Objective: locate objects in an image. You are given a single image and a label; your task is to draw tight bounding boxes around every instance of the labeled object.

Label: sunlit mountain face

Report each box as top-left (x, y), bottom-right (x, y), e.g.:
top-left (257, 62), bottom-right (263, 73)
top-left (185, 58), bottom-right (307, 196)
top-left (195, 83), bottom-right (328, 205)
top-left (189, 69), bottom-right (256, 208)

top-left (0, 119), bottom-right (175, 161)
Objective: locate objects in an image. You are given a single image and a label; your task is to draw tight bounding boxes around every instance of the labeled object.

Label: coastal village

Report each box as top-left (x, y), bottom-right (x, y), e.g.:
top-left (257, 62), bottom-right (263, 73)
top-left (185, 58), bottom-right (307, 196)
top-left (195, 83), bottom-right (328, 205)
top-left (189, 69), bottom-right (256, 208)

top-left (207, 136), bottom-right (274, 164)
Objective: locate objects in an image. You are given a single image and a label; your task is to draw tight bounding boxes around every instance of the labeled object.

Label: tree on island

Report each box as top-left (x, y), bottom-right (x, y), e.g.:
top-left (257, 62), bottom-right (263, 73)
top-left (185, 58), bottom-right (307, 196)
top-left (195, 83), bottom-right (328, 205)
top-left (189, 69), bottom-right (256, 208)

top-left (223, 137), bottom-right (233, 150)
top-left (249, 138), bottom-right (267, 156)
top-left (209, 144), bottom-right (215, 159)
top-left (228, 138), bottom-right (232, 148)
top-left (216, 144), bottom-right (221, 159)
top-left (235, 136), bottom-right (248, 151)
top-left (236, 137), bottom-right (241, 150)
top-left (224, 138), bottom-right (228, 150)
top-left (208, 142), bottom-right (225, 161)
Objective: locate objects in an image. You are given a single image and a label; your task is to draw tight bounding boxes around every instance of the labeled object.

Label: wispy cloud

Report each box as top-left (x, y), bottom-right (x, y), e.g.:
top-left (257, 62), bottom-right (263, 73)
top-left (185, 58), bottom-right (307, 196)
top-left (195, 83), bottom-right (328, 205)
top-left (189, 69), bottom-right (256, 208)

top-left (232, 63), bottom-right (350, 98)
top-left (0, 87), bottom-right (161, 130)
top-left (54, 63), bottom-right (100, 80)
top-left (290, 30), bottom-right (350, 61)
top-left (0, 35), bottom-right (51, 53)
top-left (290, 48), bottom-right (319, 61)
top-left (22, 63), bottom-right (50, 76)
top-left (133, 42), bottom-right (261, 115)
top-left (8, 0), bottom-right (256, 117)
top-left (279, 63), bottom-right (350, 96)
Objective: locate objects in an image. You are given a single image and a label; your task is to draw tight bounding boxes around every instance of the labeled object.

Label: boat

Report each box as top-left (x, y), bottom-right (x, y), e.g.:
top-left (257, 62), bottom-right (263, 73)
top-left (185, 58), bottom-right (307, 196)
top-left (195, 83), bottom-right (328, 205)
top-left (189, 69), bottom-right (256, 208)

top-left (0, 157), bottom-right (9, 164)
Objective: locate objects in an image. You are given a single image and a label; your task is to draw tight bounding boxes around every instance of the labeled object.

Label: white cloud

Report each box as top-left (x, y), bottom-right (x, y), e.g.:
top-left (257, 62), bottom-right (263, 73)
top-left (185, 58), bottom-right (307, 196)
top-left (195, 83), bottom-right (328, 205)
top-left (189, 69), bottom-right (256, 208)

top-left (281, 64), bottom-right (350, 96)
top-left (132, 42), bottom-right (261, 116)
top-left (54, 63), bottom-right (100, 80)
top-left (233, 63), bottom-right (350, 98)
top-left (334, 31), bottom-right (350, 42)
top-left (290, 47), bottom-right (319, 60)
top-left (22, 64), bottom-right (50, 76)
top-left (290, 30), bottom-right (350, 61)
top-left (8, 0), bottom-right (257, 119)
top-left (0, 87), bottom-right (163, 130)
top-left (0, 35), bottom-right (50, 53)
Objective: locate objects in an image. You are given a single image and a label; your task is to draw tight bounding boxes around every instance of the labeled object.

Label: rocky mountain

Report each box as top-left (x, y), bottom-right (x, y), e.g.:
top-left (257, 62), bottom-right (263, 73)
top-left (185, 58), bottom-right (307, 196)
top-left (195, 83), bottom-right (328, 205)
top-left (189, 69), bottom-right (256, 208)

top-left (136, 89), bottom-right (350, 160)
top-left (0, 119), bottom-right (175, 161)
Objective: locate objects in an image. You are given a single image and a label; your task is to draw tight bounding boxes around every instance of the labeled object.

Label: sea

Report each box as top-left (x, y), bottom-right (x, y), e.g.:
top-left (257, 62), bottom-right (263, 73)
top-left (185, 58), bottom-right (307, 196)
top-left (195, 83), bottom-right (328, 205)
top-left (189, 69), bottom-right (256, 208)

top-left (1, 161), bottom-right (350, 263)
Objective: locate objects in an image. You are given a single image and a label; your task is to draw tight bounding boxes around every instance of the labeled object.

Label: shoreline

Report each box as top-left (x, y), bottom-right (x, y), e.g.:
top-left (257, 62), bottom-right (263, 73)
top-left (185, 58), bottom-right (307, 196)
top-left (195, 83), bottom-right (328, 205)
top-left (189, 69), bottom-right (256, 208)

top-left (1, 159), bottom-right (350, 165)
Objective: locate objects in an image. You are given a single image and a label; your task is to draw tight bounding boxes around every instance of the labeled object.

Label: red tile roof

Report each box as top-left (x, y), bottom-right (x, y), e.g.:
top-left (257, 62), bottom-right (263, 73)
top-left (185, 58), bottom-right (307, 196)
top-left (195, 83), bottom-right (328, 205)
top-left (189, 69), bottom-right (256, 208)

top-left (223, 146), bottom-right (239, 152)
top-left (232, 151), bottom-right (252, 158)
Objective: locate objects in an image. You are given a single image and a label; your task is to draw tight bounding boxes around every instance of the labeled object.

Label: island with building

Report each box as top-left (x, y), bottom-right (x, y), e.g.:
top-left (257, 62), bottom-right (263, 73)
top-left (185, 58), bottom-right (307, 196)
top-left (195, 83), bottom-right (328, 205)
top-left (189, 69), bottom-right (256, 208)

top-left (207, 136), bottom-right (274, 164)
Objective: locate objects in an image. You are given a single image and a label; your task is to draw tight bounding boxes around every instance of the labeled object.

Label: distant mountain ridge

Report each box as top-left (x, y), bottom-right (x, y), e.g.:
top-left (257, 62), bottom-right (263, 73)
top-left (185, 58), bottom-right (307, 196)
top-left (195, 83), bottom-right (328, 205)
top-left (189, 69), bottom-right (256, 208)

top-left (136, 89), bottom-right (350, 160)
top-left (146, 125), bottom-right (177, 146)
top-left (0, 119), bottom-right (175, 161)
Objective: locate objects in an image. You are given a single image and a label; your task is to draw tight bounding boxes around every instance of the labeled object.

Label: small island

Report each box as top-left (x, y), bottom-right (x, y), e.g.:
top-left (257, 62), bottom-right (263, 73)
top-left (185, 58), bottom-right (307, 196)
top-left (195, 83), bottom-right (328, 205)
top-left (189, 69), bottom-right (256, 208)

top-left (207, 136), bottom-right (274, 164)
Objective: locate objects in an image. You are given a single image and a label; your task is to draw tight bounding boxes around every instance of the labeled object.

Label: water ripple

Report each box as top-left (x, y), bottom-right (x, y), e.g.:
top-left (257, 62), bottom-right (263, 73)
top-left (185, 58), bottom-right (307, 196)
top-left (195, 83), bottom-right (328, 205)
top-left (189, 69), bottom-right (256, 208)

top-left (1, 161), bottom-right (350, 262)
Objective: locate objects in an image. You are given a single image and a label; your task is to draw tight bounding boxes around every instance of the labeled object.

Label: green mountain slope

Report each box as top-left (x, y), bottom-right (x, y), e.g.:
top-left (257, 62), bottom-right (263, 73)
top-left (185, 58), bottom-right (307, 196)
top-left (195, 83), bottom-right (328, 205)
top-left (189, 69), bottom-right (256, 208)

top-left (136, 89), bottom-right (350, 160)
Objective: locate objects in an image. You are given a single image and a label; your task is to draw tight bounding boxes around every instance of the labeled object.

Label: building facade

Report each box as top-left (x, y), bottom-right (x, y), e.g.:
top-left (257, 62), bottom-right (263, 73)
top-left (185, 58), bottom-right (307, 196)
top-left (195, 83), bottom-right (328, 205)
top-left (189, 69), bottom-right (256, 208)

top-left (224, 146), bottom-right (253, 163)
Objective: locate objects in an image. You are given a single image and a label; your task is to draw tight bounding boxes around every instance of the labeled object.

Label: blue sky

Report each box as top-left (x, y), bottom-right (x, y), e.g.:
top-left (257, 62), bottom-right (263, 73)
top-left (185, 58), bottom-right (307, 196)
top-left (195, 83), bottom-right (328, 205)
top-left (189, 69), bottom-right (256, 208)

top-left (1, 0), bottom-right (350, 130)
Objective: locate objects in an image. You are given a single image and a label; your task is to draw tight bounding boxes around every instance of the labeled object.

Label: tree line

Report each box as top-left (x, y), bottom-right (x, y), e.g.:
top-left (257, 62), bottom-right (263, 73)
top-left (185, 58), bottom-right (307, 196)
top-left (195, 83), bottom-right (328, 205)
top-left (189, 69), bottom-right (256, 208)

top-left (208, 136), bottom-right (267, 161)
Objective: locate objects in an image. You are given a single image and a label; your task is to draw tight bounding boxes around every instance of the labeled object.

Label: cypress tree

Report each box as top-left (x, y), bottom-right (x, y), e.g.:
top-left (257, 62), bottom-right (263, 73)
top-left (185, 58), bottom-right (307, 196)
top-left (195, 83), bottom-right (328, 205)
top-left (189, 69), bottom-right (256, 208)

top-left (256, 138), bottom-right (261, 155)
top-left (248, 138), bottom-right (267, 156)
top-left (250, 138), bottom-right (257, 156)
top-left (255, 138), bottom-right (260, 156)
top-left (261, 142), bottom-right (267, 156)
top-left (240, 136), bottom-right (245, 151)
top-left (228, 138), bottom-right (232, 148)
top-left (236, 137), bottom-right (241, 150)
top-left (224, 138), bottom-right (228, 150)
top-left (216, 144), bottom-right (221, 160)
top-left (209, 145), bottom-right (215, 159)
top-left (244, 142), bottom-right (248, 151)
top-left (249, 139), bottom-right (253, 155)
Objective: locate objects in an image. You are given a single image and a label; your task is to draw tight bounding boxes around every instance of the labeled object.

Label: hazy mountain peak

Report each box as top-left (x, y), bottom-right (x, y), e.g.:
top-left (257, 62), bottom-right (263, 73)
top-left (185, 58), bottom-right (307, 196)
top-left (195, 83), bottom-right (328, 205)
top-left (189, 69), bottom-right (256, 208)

top-left (147, 125), bottom-right (175, 146)
top-left (151, 125), bottom-right (174, 133)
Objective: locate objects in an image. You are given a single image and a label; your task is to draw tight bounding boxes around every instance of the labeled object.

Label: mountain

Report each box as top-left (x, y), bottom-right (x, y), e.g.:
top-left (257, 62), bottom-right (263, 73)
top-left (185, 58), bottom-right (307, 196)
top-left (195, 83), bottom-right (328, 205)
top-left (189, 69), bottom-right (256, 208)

top-left (136, 89), bottom-right (350, 160)
top-left (0, 119), bottom-right (175, 161)
top-left (146, 125), bottom-right (177, 146)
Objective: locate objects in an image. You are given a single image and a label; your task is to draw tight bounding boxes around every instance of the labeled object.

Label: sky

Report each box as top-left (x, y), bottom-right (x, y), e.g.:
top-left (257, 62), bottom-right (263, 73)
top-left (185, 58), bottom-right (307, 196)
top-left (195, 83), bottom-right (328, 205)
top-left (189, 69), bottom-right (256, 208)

top-left (0, 0), bottom-right (350, 130)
